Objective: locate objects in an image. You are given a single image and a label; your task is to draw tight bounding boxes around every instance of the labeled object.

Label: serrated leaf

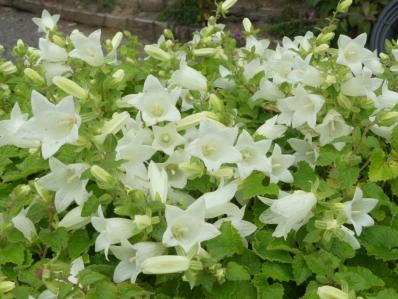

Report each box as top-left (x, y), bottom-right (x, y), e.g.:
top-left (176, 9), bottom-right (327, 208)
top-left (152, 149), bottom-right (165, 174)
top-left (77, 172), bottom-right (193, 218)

top-left (293, 161), bottom-right (316, 191)
top-left (206, 222), bottom-right (244, 260)
top-left (0, 242), bottom-right (25, 265)
top-left (68, 230), bottom-right (92, 259)
top-left (368, 289), bottom-right (398, 299)
top-left (316, 145), bottom-right (339, 166)
top-left (391, 126), bottom-right (398, 148)
top-left (38, 228), bottom-right (68, 253)
top-left (87, 281), bottom-right (117, 299)
top-left (208, 281), bottom-right (257, 299)
top-left (261, 262), bottom-right (293, 281)
top-left (78, 269), bottom-right (106, 286)
top-left (303, 250), bottom-right (339, 276)
top-left (335, 165), bottom-right (359, 188)
top-left (240, 173), bottom-right (279, 200)
top-left (369, 148), bottom-right (398, 182)
top-left (292, 255), bottom-right (312, 284)
top-left (252, 230), bottom-right (293, 263)
top-left (2, 154), bottom-right (48, 182)
top-left (335, 266), bottom-right (384, 291)
top-left (226, 262), bottom-right (251, 281)
top-left (361, 226), bottom-right (398, 261)
top-left (117, 282), bottom-right (153, 298)
top-left (253, 276), bottom-right (284, 299)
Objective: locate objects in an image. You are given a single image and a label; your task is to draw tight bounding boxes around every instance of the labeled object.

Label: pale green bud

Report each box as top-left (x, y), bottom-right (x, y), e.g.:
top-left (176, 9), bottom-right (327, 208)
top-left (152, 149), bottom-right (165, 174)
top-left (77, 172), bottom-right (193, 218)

top-left (337, 93), bottom-right (353, 110)
top-left (16, 39), bottom-right (25, 51)
top-left (221, 0), bottom-right (238, 12)
top-left (379, 52), bottom-right (389, 61)
top-left (243, 18), bottom-right (253, 32)
top-left (112, 69), bottom-right (125, 84)
top-left (144, 45), bottom-right (171, 61)
top-left (176, 112), bottom-right (219, 131)
top-left (317, 286), bottom-right (349, 299)
top-left (179, 160), bottom-right (204, 179)
top-left (337, 0), bottom-right (353, 13)
top-left (189, 260), bottom-right (203, 271)
top-left (90, 165), bottom-right (117, 189)
top-left (52, 35), bottom-right (65, 47)
top-left (53, 76), bottom-right (88, 99)
top-left (34, 181), bottom-right (52, 202)
top-left (112, 31), bottom-right (123, 49)
top-left (212, 167), bottom-right (234, 179)
top-left (163, 29), bottom-right (174, 40)
top-left (209, 94), bottom-right (224, 112)
top-left (193, 48), bottom-right (218, 57)
top-left (134, 215), bottom-right (152, 231)
top-left (315, 220), bottom-right (338, 230)
top-left (0, 280), bottom-right (15, 293)
top-left (27, 47), bottom-right (41, 60)
top-left (314, 44), bottom-right (330, 53)
top-left (24, 68), bottom-right (45, 85)
top-left (317, 32), bottom-right (335, 44)
top-left (376, 110), bottom-right (398, 127)
top-left (0, 61), bottom-right (17, 75)
top-left (14, 184), bottom-right (31, 198)
top-left (142, 255), bottom-right (190, 274)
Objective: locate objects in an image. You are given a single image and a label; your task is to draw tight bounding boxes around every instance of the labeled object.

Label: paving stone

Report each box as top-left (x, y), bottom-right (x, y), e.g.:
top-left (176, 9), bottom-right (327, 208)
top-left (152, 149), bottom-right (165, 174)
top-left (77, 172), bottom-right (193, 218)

top-left (138, 0), bottom-right (165, 12)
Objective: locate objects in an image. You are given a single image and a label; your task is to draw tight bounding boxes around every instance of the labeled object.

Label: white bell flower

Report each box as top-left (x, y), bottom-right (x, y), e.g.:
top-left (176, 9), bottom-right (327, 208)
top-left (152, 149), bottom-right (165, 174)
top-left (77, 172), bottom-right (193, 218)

top-left (91, 206), bottom-right (138, 258)
top-left (251, 78), bottom-right (284, 102)
top-left (267, 144), bottom-right (295, 184)
top-left (11, 208), bottom-right (37, 242)
top-left (245, 36), bottom-right (270, 58)
top-left (39, 38), bottom-right (67, 63)
top-left (0, 102), bottom-right (40, 148)
top-left (152, 122), bottom-right (186, 155)
top-left (37, 157), bottom-right (89, 213)
top-left (369, 115), bottom-right (395, 140)
top-left (69, 29), bottom-right (104, 67)
top-left (259, 190), bottom-right (317, 239)
top-left (32, 9), bottom-right (59, 33)
top-left (67, 256), bottom-right (85, 285)
top-left (288, 137), bottom-right (319, 168)
top-left (277, 85), bottom-right (324, 129)
top-left (343, 187), bottom-right (378, 236)
top-left (288, 55), bottom-right (323, 87)
top-left (110, 240), bottom-right (165, 283)
top-left (315, 110), bottom-right (353, 151)
top-left (141, 255), bottom-right (190, 274)
top-left (25, 90), bottom-right (81, 159)
top-left (374, 82), bottom-right (398, 110)
top-left (29, 290), bottom-right (57, 299)
top-left (148, 161), bottom-right (168, 203)
top-left (213, 65), bottom-right (235, 90)
top-left (198, 180), bottom-right (239, 218)
top-left (186, 119), bottom-right (241, 172)
top-left (58, 205), bottom-right (91, 230)
top-left (317, 286), bottom-right (349, 299)
top-left (119, 161), bottom-right (149, 191)
top-left (171, 63), bottom-right (207, 91)
top-left (129, 75), bottom-right (181, 126)
top-left (243, 58), bottom-right (265, 81)
top-left (159, 149), bottom-right (190, 189)
top-left (256, 115), bottom-right (287, 141)
top-left (163, 199), bottom-right (220, 251)
top-left (116, 129), bottom-right (156, 163)
top-left (235, 130), bottom-right (272, 178)
top-left (341, 68), bottom-right (382, 99)
top-left (340, 225), bottom-right (360, 250)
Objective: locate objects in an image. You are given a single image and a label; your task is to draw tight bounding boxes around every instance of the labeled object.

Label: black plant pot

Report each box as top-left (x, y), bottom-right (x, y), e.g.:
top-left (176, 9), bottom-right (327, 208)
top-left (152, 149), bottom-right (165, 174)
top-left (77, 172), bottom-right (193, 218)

top-left (370, 0), bottom-right (398, 52)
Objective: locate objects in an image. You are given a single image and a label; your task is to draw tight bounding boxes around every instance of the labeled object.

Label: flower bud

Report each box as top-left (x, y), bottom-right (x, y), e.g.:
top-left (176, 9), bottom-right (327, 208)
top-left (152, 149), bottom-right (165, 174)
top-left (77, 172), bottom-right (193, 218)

top-left (317, 286), bottom-right (349, 299)
top-left (112, 69), bottom-right (125, 84)
top-left (221, 0), bottom-right (238, 12)
top-left (317, 32), bottom-right (335, 44)
top-left (179, 159), bottom-right (204, 179)
top-left (90, 165), bottom-right (117, 189)
top-left (376, 110), bottom-right (398, 127)
top-left (314, 44), bottom-right (330, 53)
top-left (209, 94), bottom-right (224, 112)
top-left (243, 18), bottom-right (253, 33)
top-left (212, 167), bottom-right (234, 179)
top-left (315, 220), bottom-right (338, 230)
top-left (379, 52), bottom-right (389, 61)
top-left (112, 32), bottom-right (123, 49)
top-left (134, 215), bottom-right (152, 230)
top-left (53, 76), bottom-right (88, 100)
top-left (163, 29), bottom-right (174, 40)
top-left (337, 93), bottom-right (353, 110)
top-left (144, 45), bottom-right (171, 61)
top-left (34, 181), bottom-right (52, 202)
top-left (58, 205), bottom-right (90, 230)
top-left (14, 184), bottom-right (31, 198)
top-left (189, 260), bottom-right (203, 271)
top-left (95, 111), bottom-right (130, 144)
top-left (142, 255), bottom-right (190, 274)
top-left (24, 68), bottom-right (45, 85)
top-left (0, 280), bottom-right (15, 293)
top-left (337, 0), bottom-right (353, 13)
top-left (16, 39), bottom-right (26, 52)
top-left (177, 112), bottom-right (219, 131)
top-left (52, 35), bottom-right (65, 47)
top-left (193, 48), bottom-right (218, 57)
top-left (0, 61), bottom-right (17, 75)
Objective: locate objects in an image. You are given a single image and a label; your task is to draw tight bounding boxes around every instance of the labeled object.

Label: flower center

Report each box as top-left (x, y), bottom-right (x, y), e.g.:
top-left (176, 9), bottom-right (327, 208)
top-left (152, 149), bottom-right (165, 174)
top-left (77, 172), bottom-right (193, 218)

top-left (241, 149), bottom-right (252, 161)
top-left (172, 224), bottom-right (189, 240)
top-left (160, 133), bottom-right (171, 145)
top-left (202, 144), bottom-right (216, 157)
top-left (166, 164), bottom-right (178, 176)
top-left (151, 103), bottom-right (164, 117)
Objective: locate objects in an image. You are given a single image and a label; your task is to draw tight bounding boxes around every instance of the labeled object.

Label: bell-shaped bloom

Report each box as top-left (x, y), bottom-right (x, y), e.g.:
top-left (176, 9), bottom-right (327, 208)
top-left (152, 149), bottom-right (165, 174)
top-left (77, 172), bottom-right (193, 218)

top-left (11, 208), bottom-right (37, 242)
top-left (67, 257), bottom-right (85, 285)
top-left (198, 180), bottom-right (239, 218)
top-left (128, 75), bottom-right (181, 126)
top-left (163, 199), bottom-right (220, 251)
top-left (288, 137), bottom-right (319, 168)
top-left (119, 161), bottom-right (149, 191)
top-left (315, 110), bottom-right (353, 151)
top-left (171, 63), bottom-right (207, 91)
top-left (110, 240), bottom-right (165, 283)
top-left (259, 190), bottom-right (317, 239)
top-left (317, 286), bottom-right (349, 299)
top-left (341, 68), bottom-right (382, 99)
top-left (91, 206), bottom-right (138, 258)
top-left (25, 91), bottom-right (81, 159)
top-left (32, 9), bottom-right (59, 33)
top-left (148, 161), bottom-right (168, 203)
top-left (28, 290), bottom-right (57, 299)
top-left (116, 129), bottom-right (156, 163)
top-left (256, 115), bottom-right (287, 141)
top-left (277, 85), bottom-right (324, 129)
top-left (142, 255), bottom-right (190, 274)
top-left (245, 36), bottom-right (270, 58)
top-left (267, 144), bottom-right (295, 184)
top-left (288, 55), bottom-right (322, 87)
top-left (374, 82), bottom-right (398, 110)
top-left (58, 205), bottom-right (91, 230)
top-left (235, 130), bottom-right (272, 178)
top-left (343, 187), bottom-right (378, 236)
top-left (39, 38), bottom-right (71, 83)
top-left (159, 149), bottom-right (190, 189)
top-left (37, 157), bottom-right (89, 213)
top-left (152, 122), bottom-right (186, 155)
top-left (186, 119), bottom-right (241, 172)
top-left (340, 225), bottom-right (360, 250)
top-left (251, 78), bottom-right (284, 102)
top-left (213, 65), bottom-right (235, 90)
top-left (0, 103), bottom-right (40, 148)
top-left (69, 29), bottom-right (104, 66)
top-left (94, 111), bottom-right (130, 144)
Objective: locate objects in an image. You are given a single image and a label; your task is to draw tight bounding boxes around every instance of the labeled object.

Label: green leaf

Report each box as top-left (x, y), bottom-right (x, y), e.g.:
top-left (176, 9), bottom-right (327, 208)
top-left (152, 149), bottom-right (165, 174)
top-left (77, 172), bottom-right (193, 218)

top-left (2, 154), bottom-right (48, 182)
top-left (292, 255), bottom-right (312, 284)
top-left (335, 266), bottom-right (384, 291)
top-left (261, 262), bottom-right (293, 282)
top-left (303, 250), bottom-right (339, 276)
top-left (293, 161), bottom-right (317, 191)
top-left (252, 230), bottom-right (293, 263)
top-left (391, 126), bottom-right (398, 148)
top-left (369, 148), bottom-right (398, 182)
top-left (78, 269), bottom-right (106, 286)
top-left (253, 276), bottom-right (284, 299)
top-left (208, 281), bottom-right (257, 299)
top-left (335, 165), bottom-right (359, 188)
top-left (68, 230), bottom-right (92, 259)
top-left (81, 195), bottom-right (100, 217)
top-left (38, 228), bottom-right (68, 253)
top-left (361, 226), bottom-right (398, 261)
top-left (0, 242), bottom-right (25, 265)
top-left (206, 222), bottom-right (244, 260)
top-left (87, 281), bottom-right (117, 299)
top-left (316, 145), bottom-right (339, 166)
top-left (117, 282), bottom-right (153, 298)
top-left (226, 262), bottom-right (251, 281)
top-left (239, 173), bottom-right (279, 200)
top-left (368, 289), bottom-right (398, 299)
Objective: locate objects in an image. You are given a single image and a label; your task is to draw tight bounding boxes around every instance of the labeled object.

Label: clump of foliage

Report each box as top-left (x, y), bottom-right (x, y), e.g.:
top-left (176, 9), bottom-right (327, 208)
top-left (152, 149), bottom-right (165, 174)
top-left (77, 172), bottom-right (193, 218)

top-left (160, 0), bottom-right (214, 26)
top-left (3, 1), bottom-right (398, 298)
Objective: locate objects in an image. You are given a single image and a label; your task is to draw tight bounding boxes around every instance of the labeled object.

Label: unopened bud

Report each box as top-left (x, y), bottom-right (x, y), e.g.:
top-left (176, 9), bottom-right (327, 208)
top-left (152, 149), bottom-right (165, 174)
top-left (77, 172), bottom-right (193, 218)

top-left (193, 48), bottom-right (218, 57)
top-left (221, 0), bottom-right (238, 12)
top-left (337, 0), bottom-right (353, 13)
top-left (112, 69), bottom-right (125, 84)
top-left (209, 94), bottom-right (224, 112)
top-left (53, 76), bottom-right (88, 99)
top-left (379, 52), bottom-right (389, 61)
top-left (90, 165), bottom-right (117, 189)
top-left (179, 159), bottom-right (204, 179)
top-left (337, 93), bottom-right (353, 110)
top-left (24, 68), bottom-right (45, 85)
top-left (0, 280), bottom-right (15, 293)
top-left (176, 112), bottom-right (219, 131)
top-left (163, 29), bottom-right (174, 40)
top-left (144, 45), bottom-right (171, 61)
top-left (317, 32), bottom-right (335, 44)
top-left (142, 255), bottom-right (190, 274)
top-left (243, 18), bottom-right (253, 33)
top-left (314, 44), bottom-right (330, 53)
top-left (0, 61), bottom-right (17, 75)
top-left (112, 32), bottom-right (123, 49)
top-left (52, 35), bottom-right (65, 47)
top-left (376, 110), bottom-right (398, 127)
top-left (212, 167), bottom-right (234, 179)
top-left (315, 220), bottom-right (338, 230)
top-left (34, 181), bottom-right (52, 202)
top-left (317, 286), bottom-right (349, 299)
top-left (134, 215), bottom-right (152, 230)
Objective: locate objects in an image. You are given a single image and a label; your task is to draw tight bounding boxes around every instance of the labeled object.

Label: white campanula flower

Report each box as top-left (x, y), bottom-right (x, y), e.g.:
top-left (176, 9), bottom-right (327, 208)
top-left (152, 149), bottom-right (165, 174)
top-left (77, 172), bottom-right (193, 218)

top-left (315, 110), bottom-right (353, 151)
top-left (317, 286), bottom-right (349, 299)
top-left (32, 9), bottom-right (59, 33)
top-left (343, 187), bottom-right (378, 236)
top-left (25, 90), bottom-right (81, 159)
top-left (116, 129), bottom-right (155, 163)
top-left (235, 130), bottom-right (272, 179)
top-left (163, 199), bottom-right (220, 251)
top-left (128, 75), bottom-right (181, 126)
top-left (369, 115), bottom-right (395, 140)
top-left (110, 240), bottom-right (165, 283)
top-left (58, 205), bottom-right (91, 230)
top-left (198, 180), bottom-right (239, 218)
top-left (277, 85), bottom-right (324, 129)
top-left (186, 119), bottom-right (241, 172)
top-left (39, 38), bottom-right (68, 63)
top-left (374, 82), bottom-right (398, 110)
top-left (256, 115), bottom-right (287, 141)
top-left (67, 256), bottom-right (85, 285)
top-left (159, 149), bottom-right (190, 189)
top-left (91, 206), bottom-right (138, 258)
top-left (251, 78), bottom-right (284, 102)
top-left (288, 137), bottom-right (319, 168)
top-left (259, 190), bottom-right (317, 239)
top-left (213, 65), bottom-right (235, 90)
top-left (69, 29), bottom-right (104, 66)
top-left (267, 144), bottom-right (295, 184)
top-left (37, 157), bottom-right (89, 213)
top-left (28, 290), bottom-right (57, 299)
top-left (340, 225), bottom-right (360, 250)
top-left (171, 63), bottom-right (207, 91)
top-left (245, 36), bottom-right (270, 58)
top-left (142, 255), bottom-right (190, 274)
top-left (11, 208), bottom-right (37, 242)
top-left (95, 111), bottom-right (131, 144)
top-left (119, 161), bottom-right (149, 191)
top-left (341, 67), bottom-right (382, 99)
top-left (148, 161), bottom-right (169, 203)
top-left (152, 122), bottom-right (186, 155)
top-left (0, 102), bottom-right (40, 149)
top-left (288, 55), bottom-right (323, 87)
top-left (243, 58), bottom-right (265, 81)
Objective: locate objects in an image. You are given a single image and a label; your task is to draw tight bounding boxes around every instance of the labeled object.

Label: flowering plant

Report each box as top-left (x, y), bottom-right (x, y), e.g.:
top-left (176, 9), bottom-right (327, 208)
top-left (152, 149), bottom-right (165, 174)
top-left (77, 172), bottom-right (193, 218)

top-left (1, 1), bottom-right (398, 298)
